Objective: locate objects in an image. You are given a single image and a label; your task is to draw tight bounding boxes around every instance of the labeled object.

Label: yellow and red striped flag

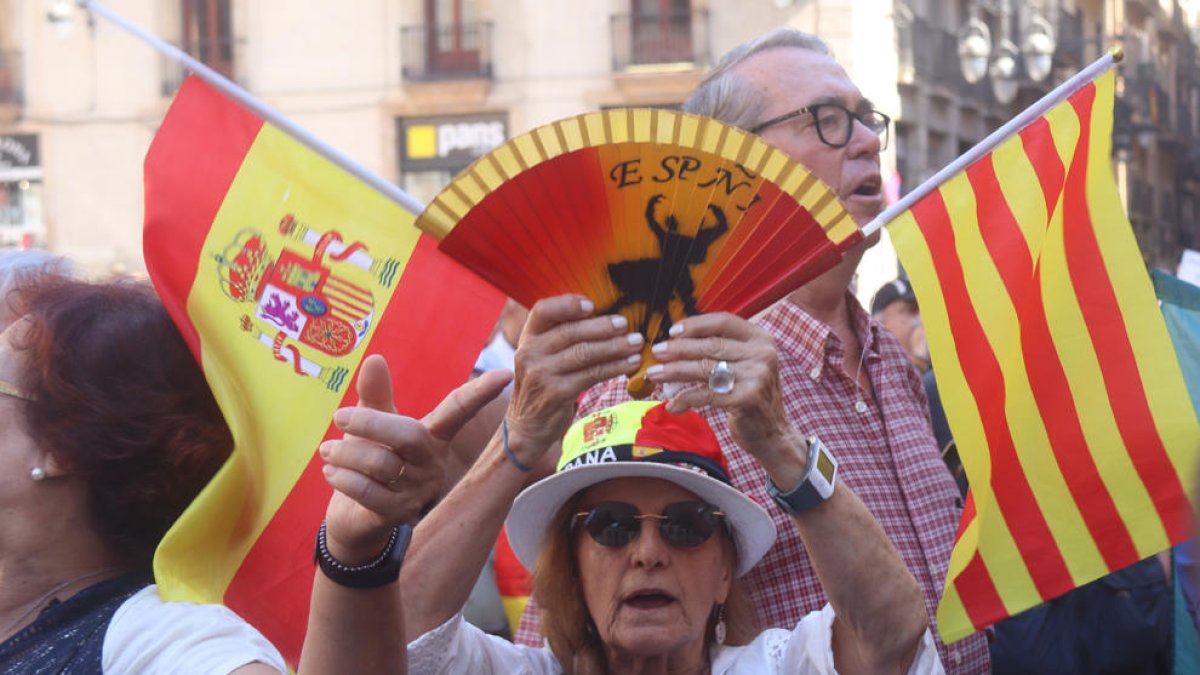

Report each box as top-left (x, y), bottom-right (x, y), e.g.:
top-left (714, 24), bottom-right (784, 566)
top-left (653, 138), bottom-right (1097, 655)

top-left (888, 68), bottom-right (1200, 642)
top-left (143, 77), bottom-right (503, 665)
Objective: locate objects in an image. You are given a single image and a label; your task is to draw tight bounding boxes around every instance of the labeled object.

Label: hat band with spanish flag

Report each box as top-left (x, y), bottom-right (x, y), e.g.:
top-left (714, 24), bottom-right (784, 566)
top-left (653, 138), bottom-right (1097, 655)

top-left (506, 401), bottom-right (776, 577)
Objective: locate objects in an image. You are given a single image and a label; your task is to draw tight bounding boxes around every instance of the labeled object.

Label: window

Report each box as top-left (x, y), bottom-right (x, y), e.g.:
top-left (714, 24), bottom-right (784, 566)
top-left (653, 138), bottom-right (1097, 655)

top-left (630, 0), bottom-right (693, 65)
top-left (181, 0), bottom-right (233, 77)
top-left (425, 0), bottom-right (481, 76)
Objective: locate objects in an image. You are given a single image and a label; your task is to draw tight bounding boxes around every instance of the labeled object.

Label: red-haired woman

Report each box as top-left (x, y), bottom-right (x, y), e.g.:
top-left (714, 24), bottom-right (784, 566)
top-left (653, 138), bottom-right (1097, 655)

top-left (0, 268), bottom-right (456, 673)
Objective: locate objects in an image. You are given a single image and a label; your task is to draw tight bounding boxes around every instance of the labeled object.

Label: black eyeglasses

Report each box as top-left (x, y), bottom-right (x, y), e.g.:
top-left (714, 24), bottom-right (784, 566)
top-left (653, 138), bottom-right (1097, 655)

top-left (749, 103), bottom-right (891, 150)
top-left (573, 501), bottom-right (727, 549)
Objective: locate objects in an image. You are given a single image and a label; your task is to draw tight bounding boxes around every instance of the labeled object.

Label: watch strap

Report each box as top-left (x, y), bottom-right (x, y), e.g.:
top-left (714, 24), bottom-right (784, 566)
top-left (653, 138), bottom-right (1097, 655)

top-left (767, 436), bottom-right (838, 516)
top-left (313, 520), bottom-right (412, 589)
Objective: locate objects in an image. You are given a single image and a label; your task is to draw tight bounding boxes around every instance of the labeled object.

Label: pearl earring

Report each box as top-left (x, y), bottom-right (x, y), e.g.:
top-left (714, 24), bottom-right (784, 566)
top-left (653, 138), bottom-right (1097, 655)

top-left (31, 467), bottom-right (46, 481)
top-left (714, 603), bottom-right (727, 645)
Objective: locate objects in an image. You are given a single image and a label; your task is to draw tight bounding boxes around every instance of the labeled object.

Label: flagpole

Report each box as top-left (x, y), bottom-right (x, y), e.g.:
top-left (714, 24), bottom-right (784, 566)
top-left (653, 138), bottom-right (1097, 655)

top-left (862, 47), bottom-right (1125, 237)
top-left (76, 0), bottom-right (427, 217)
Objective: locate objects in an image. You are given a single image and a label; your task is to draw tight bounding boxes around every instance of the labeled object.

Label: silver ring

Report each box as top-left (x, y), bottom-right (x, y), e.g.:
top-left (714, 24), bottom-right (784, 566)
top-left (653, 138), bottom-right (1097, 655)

top-left (708, 360), bottom-right (735, 395)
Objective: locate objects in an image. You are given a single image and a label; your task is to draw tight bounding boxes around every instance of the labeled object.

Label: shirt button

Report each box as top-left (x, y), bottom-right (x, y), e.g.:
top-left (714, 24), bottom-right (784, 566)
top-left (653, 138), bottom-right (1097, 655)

top-left (854, 400), bottom-right (868, 413)
top-left (809, 366), bottom-right (821, 380)
top-left (953, 651), bottom-right (962, 665)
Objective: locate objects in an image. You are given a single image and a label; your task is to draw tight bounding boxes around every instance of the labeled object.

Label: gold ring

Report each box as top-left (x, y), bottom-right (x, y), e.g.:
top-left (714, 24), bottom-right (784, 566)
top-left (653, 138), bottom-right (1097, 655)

top-left (386, 462), bottom-right (406, 488)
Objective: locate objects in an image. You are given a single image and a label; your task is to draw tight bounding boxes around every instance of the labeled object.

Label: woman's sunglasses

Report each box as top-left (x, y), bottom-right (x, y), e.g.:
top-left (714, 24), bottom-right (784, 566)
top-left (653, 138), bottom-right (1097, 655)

top-left (573, 501), bottom-right (727, 549)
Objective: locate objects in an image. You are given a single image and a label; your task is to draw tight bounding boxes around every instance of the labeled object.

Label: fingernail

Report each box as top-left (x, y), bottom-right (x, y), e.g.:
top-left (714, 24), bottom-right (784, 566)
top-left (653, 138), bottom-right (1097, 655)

top-left (580, 298), bottom-right (595, 314)
top-left (626, 353), bottom-right (642, 364)
top-left (646, 364), bottom-right (664, 377)
top-left (611, 315), bottom-right (628, 330)
top-left (334, 409), bottom-right (352, 428)
top-left (669, 323), bottom-right (684, 336)
top-left (322, 464), bottom-right (335, 478)
top-left (626, 332), bottom-right (644, 346)
top-left (651, 342), bottom-right (667, 355)
top-left (318, 442), bottom-right (331, 459)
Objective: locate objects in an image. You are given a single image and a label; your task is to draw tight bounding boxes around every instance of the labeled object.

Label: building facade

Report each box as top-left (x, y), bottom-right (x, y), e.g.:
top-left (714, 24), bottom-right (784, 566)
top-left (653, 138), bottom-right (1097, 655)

top-left (895, 0), bottom-right (1200, 273)
top-left (0, 0), bottom-right (1193, 283)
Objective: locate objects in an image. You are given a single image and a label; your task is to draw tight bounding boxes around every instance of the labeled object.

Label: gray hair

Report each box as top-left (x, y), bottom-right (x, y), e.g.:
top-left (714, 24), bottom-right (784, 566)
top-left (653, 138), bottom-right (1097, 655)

top-left (0, 250), bottom-right (74, 329)
top-left (683, 29), bottom-right (831, 131)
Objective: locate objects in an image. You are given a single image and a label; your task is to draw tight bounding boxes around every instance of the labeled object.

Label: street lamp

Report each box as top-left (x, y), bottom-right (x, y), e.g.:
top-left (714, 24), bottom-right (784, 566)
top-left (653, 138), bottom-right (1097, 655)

top-left (957, 1), bottom-right (1057, 104)
top-left (46, 0), bottom-right (74, 24)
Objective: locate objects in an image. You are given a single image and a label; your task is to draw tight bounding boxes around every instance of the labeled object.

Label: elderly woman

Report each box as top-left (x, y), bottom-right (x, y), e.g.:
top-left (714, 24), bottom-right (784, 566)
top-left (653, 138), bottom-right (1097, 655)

top-left (0, 266), bottom-right (449, 674)
top-left (323, 295), bottom-right (941, 674)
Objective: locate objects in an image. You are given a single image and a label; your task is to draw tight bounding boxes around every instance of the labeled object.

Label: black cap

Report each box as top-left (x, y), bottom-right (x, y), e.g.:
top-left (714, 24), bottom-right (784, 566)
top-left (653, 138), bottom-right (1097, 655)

top-left (871, 278), bottom-right (917, 315)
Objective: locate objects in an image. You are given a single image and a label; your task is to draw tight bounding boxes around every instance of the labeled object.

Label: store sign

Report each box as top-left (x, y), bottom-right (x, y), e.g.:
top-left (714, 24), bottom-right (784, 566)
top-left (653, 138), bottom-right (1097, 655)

top-left (399, 113), bottom-right (507, 172)
top-left (0, 134), bottom-right (38, 170)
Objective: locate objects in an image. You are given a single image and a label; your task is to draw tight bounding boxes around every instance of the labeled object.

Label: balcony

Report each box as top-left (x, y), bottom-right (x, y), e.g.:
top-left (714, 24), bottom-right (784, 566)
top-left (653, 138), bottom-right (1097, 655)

top-left (0, 50), bottom-right (23, 106)
top-left (160, 36), bottom-right (235, 97)
top-left (1130, 180), bottom-right (1154, 220)
top-left (401, 22), bottom-right (493, 81)
top-left (897, 17), bottom-right (994, 105)
top-left (610, 9), bottom-right (709, 72)
top-left (1176, 99), bottom-right (1194, 139)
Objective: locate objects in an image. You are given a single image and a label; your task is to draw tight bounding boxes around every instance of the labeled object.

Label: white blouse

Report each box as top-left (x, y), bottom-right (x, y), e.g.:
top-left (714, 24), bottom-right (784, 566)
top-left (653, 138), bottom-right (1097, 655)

top-left (408, 603), bottom-right (944, 674)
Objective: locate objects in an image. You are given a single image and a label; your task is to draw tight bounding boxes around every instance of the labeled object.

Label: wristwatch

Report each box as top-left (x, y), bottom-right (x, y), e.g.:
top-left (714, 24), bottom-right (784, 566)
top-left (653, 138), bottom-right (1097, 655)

top-left (766, 436), bottom-right (838, 516)
top-left (313, 520), bottom-right (413, 589)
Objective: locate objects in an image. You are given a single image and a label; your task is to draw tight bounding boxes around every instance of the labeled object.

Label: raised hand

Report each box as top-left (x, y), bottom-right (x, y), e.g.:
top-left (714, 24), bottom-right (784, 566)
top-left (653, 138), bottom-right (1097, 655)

top-left (319, 354), bottom-right (511, 563)
top-left (500, 295), bottom-right (644, 470)
top-left (644, 312), bottom-right (808, 475)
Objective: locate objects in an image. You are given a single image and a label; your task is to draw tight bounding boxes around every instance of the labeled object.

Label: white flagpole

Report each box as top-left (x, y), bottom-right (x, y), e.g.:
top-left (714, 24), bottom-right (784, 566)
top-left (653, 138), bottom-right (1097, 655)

top-left (76, 0), bottom-right (427, 217)
top-left (863, 47), bottom-right (1125, 237)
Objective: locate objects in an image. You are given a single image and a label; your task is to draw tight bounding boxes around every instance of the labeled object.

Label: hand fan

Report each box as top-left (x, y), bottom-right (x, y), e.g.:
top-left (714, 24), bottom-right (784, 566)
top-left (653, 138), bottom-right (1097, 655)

top-left (416, 108), bottom-right (861, 397)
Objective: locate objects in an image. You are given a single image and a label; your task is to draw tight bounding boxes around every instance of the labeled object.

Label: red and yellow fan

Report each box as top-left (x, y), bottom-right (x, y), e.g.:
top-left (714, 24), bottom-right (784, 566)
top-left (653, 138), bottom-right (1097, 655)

top-left (416, 108), bottom-right (861, 397)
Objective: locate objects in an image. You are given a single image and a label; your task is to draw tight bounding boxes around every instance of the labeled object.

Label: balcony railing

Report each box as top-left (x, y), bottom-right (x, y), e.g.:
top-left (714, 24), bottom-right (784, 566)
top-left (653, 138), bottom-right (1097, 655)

top-left (610, 9), bottom-right (709, 71)
top-left (1130, 180), bottom-right (1155, 219)
top-left (0, 50), bottom-right (23, 105)
top-left (1160, 189), bottom-right (1179, 223)
top-left (401, 22), bottom-right (493, 81)
top-left (1177, 99), bottom-right (1194, 139)
top-left (897, 17), bottom-right (994, 104)
top-left (160, 36), bottom-right (235, 96)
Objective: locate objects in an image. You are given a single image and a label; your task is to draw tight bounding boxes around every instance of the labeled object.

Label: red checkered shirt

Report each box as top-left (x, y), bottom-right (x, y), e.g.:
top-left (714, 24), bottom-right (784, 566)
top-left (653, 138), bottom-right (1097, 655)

top-left (515, 295), bottom-right (989, 673)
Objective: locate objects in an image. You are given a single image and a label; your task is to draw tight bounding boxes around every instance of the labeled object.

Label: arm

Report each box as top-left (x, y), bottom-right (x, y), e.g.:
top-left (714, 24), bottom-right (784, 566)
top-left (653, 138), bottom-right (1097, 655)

top-left (399, 295), bottom-right (643, 641)
top-left (324, 296), bottom-right (643, 643)
top-left (298, 355), bottom-right (510, 674)
top-left (646, 313), bottom-right (928, 674)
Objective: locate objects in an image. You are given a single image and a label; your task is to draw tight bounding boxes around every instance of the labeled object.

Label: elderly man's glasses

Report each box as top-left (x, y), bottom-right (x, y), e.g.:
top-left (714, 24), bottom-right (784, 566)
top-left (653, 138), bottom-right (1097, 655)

top-left (0, 379), bottom-right (32, 401)
top-left (573, 501), bottom-right (726, 549)
top-left (749, 103), bottom-right (891, 150)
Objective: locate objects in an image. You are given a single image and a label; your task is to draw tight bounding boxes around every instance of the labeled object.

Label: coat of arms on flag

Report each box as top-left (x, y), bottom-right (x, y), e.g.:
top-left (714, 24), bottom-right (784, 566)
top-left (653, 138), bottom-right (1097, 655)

top-left (143, 76), bottom-right (503, 666)
top-left (212, 214), bottom-right (405, 392)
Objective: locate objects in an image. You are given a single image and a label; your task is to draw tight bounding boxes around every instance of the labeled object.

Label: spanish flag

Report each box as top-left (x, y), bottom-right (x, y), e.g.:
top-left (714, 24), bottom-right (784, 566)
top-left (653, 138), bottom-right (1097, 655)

top-left (889, 69), bottom-right (1200, 642)
top-left (143, 77), bottom-right (503, 664)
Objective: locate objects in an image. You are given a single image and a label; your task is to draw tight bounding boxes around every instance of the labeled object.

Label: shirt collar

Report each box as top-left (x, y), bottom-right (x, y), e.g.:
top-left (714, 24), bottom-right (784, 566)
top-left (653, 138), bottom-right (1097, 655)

top-left (762, 292), bottom-right (882, 372)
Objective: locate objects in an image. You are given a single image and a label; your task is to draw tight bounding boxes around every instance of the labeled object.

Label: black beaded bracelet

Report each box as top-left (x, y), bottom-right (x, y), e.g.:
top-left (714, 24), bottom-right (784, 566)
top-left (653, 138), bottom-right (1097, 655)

top-left (313, 520), bottom-right (412, 589)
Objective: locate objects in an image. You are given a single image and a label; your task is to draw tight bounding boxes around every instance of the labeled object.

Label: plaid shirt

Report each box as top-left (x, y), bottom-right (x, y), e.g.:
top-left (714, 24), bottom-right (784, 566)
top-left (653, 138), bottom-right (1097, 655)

top-left (516, 295), bottom-right (989, 673)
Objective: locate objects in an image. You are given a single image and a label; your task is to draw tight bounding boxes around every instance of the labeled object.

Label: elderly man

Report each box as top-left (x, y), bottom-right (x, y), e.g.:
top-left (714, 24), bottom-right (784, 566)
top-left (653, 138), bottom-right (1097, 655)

top-left (513, 29), bottom-right (989, 673)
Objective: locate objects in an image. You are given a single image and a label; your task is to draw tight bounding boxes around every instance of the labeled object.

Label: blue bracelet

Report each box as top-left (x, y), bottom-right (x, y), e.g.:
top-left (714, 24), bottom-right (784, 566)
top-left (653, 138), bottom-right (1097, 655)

top-left (501, 418), bottom-right (533, 473)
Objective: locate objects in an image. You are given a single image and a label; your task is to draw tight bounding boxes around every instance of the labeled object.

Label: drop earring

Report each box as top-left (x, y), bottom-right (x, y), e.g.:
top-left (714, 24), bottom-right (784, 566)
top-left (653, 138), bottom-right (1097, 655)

top-left (31, 467), bottom-right (47, 481)
top-left (713, 603), bottom-right (727, 645)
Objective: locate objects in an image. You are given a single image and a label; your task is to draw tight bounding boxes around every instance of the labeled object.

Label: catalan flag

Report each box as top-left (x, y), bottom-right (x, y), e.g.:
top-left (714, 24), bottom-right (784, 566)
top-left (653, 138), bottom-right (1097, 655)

top-left (888, 68), bottom-right (1200, 642)
top-left (143, 77), bottom-right (503, 665)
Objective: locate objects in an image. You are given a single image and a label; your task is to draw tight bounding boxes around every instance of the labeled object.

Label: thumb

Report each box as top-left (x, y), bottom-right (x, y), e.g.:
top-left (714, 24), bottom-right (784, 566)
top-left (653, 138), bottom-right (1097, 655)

top-left (423, 369), bottom-right (513, 442)
top-left (355, 354), bottom-right (398, 414)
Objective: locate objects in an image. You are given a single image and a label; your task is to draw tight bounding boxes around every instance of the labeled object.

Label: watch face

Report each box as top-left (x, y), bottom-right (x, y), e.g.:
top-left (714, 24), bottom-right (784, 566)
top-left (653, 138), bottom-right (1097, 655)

top-left (816, 449), bottom-right (836, 482)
